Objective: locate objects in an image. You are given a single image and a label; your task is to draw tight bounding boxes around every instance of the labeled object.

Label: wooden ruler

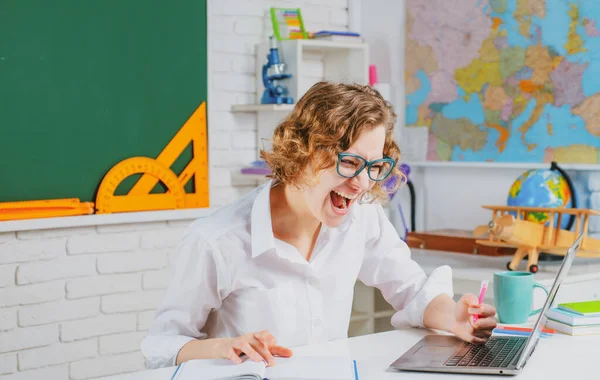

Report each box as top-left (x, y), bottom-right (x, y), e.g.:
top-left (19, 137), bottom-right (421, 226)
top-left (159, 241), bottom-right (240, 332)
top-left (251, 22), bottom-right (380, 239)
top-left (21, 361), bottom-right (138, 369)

top-left (95, 102), bottom-right (209, 214)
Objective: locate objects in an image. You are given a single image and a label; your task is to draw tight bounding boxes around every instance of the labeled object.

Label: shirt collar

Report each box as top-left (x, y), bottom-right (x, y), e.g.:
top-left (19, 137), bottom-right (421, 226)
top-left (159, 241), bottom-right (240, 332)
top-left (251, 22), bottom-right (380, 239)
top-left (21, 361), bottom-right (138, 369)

top-left (250, 180), bottom-right (359, 257)
top-left (251, 180), bottom-right (277, 258)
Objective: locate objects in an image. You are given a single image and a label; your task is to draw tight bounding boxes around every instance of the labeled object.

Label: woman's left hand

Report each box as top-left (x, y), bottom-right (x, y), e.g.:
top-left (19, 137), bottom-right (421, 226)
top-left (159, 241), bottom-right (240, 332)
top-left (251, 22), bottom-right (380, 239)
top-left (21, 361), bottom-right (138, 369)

top-left (451, 294), bottom-right (497, 344)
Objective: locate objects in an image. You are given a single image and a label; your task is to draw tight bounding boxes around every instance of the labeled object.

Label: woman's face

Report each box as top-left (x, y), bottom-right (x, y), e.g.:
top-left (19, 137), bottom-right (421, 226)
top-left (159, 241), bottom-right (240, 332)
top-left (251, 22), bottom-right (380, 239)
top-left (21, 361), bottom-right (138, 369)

top-left (302, 125), bottom-right (386, 227)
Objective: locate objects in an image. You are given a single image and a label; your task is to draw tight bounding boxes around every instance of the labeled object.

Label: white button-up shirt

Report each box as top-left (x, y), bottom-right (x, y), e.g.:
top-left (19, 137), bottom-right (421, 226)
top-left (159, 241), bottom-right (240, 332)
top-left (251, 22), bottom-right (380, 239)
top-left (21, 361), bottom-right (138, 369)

top-left (141, 181), bottom-right (453, 369)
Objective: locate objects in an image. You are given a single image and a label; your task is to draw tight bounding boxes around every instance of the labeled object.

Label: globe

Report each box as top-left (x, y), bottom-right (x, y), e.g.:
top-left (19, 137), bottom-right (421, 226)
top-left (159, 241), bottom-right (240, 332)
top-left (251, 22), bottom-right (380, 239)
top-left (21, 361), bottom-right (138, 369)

top-left (507, 169), bottom-right (572, 228)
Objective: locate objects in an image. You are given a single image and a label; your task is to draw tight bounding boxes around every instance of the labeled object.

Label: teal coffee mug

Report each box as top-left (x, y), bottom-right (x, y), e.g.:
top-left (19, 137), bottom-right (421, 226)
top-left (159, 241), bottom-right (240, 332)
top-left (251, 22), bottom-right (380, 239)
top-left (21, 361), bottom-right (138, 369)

top-left (493, 271), bottom-right (549, 324)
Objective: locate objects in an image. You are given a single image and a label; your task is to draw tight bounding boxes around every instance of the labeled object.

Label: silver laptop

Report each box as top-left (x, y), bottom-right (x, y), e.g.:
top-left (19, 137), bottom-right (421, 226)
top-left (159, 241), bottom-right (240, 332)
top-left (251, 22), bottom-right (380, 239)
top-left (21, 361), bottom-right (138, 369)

top-left (389, 233), bottom-right (584, 376)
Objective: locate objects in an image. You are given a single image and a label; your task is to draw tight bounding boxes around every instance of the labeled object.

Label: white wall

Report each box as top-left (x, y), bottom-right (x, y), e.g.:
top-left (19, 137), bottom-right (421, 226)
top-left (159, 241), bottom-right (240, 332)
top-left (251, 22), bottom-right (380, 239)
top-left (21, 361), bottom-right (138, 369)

top-left (408, 167), bottom-right (597, 233)
top-left (356, 0), bottom-right (405, 129)
top-left (0, 1), bottom-right (350, 380)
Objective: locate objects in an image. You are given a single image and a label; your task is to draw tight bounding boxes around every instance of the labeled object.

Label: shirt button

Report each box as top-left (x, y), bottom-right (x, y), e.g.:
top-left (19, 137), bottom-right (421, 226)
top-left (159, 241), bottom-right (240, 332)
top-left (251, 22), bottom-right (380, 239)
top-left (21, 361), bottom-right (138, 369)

top-left (308, 278), bottom-right (318, 286)
top-left (313, 319), bottom-right (322, 327)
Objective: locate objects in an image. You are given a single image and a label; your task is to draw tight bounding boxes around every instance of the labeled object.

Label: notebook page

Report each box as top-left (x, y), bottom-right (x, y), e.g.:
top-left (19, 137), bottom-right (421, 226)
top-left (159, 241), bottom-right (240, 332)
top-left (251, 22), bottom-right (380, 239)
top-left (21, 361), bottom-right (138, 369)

top-left (265, 356), bottom-right (355, 380)
top-left (173, 358), bottom-right (266, 380)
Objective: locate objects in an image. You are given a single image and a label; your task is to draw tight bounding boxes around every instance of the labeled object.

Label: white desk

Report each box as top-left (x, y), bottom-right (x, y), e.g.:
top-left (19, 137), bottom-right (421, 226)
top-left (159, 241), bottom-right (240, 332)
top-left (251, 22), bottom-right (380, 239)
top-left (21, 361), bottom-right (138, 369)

top-left (100, 328), bottom-right (597, 380)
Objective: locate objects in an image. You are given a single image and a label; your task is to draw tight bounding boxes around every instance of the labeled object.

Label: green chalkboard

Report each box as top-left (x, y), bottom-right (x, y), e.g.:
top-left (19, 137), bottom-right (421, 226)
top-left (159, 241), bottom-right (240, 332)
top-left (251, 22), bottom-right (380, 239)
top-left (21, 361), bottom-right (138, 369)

top-left (0, 1), bottom-right (207, 203)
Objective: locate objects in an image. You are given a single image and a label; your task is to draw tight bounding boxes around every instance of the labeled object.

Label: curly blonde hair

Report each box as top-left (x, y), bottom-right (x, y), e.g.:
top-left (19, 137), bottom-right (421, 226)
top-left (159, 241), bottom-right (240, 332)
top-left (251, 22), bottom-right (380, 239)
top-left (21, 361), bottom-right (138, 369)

top-left (260, 81), bottom-right (402, 203)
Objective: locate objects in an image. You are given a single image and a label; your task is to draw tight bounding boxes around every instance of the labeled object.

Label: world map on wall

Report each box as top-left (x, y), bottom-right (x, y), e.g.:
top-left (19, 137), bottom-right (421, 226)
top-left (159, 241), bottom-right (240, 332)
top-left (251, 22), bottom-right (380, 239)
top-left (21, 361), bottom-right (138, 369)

top-left (405, 0), bottom-right (600, 164)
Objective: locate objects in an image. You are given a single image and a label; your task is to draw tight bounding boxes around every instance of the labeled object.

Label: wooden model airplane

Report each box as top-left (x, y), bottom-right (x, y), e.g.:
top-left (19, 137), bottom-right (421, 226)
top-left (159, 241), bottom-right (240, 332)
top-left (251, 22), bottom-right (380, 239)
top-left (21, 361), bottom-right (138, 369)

top-left (473, 205), bottom-right (600, 273)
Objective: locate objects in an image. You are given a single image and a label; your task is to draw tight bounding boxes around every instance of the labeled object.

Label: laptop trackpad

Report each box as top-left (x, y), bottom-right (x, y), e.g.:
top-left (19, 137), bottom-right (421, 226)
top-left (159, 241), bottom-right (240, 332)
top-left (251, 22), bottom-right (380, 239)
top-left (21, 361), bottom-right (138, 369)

top-left (391, 335), bottom-right (464, 369)
top-left (414, 345), bottom-right (457, 358)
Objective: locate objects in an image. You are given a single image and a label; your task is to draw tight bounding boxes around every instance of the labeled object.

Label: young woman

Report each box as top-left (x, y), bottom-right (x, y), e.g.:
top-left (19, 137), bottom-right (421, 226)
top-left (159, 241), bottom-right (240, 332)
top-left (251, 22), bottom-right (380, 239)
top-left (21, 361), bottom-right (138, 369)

top-left (141, 82), bottom-right (497, 369)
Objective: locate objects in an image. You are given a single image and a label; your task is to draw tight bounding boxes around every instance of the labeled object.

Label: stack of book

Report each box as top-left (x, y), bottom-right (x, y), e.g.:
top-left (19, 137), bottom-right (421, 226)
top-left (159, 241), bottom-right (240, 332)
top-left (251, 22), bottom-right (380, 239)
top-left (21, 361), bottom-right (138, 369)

top-left (545, 300), bottom-right (600, 336)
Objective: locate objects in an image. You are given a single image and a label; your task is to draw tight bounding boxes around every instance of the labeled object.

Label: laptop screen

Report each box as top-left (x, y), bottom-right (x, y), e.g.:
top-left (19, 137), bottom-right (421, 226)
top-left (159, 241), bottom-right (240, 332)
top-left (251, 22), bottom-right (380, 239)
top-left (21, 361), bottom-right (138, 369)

top-left (515, 233), bottom-right (584, 369)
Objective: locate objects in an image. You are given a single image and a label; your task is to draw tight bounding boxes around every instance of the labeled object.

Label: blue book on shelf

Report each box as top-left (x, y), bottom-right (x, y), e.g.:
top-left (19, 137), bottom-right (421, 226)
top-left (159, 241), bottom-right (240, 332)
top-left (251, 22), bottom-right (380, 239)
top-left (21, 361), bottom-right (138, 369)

top-left (313, 30), bottom-right (360, 37)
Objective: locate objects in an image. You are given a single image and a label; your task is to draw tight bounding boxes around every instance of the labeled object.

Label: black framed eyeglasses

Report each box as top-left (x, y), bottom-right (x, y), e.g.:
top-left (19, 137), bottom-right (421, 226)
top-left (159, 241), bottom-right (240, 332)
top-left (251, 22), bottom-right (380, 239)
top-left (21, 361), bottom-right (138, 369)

top-left (336, 153), bottom-right (396, 181)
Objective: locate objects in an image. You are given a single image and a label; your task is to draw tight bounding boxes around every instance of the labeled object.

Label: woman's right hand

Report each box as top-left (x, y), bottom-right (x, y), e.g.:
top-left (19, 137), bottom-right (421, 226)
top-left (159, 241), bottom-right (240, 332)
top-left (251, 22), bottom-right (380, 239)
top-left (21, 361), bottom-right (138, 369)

top-left (217, 330), bottom-right (293, 366)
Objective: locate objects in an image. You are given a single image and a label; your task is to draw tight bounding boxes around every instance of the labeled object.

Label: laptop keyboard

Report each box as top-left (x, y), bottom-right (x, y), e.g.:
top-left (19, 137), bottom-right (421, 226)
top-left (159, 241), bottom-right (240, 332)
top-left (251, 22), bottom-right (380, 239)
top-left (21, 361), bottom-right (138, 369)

top-left (444, 337), bottom-right (526, 368)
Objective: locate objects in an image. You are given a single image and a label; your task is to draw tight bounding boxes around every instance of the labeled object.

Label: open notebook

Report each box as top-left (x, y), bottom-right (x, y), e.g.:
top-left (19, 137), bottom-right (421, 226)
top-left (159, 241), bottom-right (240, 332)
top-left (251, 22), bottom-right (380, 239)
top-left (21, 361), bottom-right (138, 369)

top-left (171, 356), bottom-right (358, 380)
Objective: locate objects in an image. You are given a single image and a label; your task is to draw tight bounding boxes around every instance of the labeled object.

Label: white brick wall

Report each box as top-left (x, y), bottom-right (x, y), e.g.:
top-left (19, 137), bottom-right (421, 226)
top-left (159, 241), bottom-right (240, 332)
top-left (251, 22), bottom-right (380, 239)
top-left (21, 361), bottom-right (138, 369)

top-left (96, 251), bottom-right (167, 274)
top-left (0, 1), bottom-right (350, 379)
top-left (136, 310), bottom-right (156, 332)
top-left (0, 308), bottom-right (17, 331)
top-left (0, 238), bottom-right (65, 264)
top-left (1, 365), bottom-right (69, 380)
top-left (0, 265), bottom-right (16, 288)
top-left (18, 339), bottom-right (98, 370)
top-left (0, 325), bottom-right (59, 353)
top-left (0, 220), bottom-right (191, 379)
top-left (69, 352), bottom-right (145, 380)
top-left (18, 298), bottom-right (99, 327)
top-left (0, 232), bottom-right (15, 243)
top-left (99, 332), bottom-right (147, 355)
top-left (66, 273), bottom-right (141, 299)
top-left (67, 233), bottom-right (139, 255)
top-left (142, 269), bottom-right (172, 290)
top-left (16, 256), bottom-right (96, 285)
top-left (101, 290), bottom-right (165, 314)
top-left (0, 353), bottom-right (17, 375)
top-left (60, 314), bottom-right (137, 342)
top-left (0, 281), bottom-right (64, 308)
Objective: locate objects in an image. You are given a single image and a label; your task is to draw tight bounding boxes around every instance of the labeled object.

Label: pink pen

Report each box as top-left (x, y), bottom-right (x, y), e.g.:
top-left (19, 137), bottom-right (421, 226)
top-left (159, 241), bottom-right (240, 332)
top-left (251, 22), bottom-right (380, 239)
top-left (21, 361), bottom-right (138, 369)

top-left (472, 280), bottom-right (488, 322)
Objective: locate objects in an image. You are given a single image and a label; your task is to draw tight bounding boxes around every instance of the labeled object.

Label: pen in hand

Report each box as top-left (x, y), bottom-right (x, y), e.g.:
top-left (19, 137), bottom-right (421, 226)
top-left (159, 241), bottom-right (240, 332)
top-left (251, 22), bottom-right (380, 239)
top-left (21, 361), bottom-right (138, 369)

top-left (472, 280), bottom-right (488, 323)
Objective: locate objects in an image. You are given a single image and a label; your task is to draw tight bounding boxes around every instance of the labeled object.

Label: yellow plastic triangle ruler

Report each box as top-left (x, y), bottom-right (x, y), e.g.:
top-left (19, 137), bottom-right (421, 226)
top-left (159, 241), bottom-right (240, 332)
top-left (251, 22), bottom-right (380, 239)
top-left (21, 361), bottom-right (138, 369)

top-left (95, 102), bottom-right (209, 214)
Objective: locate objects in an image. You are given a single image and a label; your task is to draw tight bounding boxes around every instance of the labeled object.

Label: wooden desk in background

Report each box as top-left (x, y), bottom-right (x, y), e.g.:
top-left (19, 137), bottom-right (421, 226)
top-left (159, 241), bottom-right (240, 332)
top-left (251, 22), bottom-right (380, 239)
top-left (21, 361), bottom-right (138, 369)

top-left (407, 229), bottom-right (516, 256)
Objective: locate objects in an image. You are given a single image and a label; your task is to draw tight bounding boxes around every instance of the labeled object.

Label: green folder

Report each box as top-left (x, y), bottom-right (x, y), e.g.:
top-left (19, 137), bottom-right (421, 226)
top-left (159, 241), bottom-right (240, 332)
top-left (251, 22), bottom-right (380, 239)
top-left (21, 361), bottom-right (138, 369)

top-left (558, 300), bottom-right (600, 316)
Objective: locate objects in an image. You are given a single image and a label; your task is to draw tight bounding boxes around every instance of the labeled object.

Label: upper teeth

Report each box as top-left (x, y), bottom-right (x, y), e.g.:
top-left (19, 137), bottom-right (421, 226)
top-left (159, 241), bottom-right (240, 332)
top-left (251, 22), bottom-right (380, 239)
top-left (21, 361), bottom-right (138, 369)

top-left (334, 190), bottom-right (357, 200)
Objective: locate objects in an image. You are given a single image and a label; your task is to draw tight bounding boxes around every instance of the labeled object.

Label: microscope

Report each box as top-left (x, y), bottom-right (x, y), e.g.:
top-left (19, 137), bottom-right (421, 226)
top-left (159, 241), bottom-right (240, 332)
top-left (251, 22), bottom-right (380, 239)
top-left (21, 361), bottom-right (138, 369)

top-left (261, 36), bottom-right (293, 104)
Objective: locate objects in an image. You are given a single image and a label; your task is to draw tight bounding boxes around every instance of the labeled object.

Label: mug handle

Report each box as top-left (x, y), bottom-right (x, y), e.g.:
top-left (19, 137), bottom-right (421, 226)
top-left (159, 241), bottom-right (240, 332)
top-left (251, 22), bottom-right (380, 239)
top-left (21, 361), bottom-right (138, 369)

top-left (530, 283), bottom-right (550, 316)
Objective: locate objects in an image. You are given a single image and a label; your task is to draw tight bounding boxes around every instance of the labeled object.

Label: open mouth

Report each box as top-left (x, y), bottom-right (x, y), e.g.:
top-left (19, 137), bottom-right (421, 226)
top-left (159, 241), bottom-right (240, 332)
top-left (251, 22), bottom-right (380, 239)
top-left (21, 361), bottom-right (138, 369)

top-left (330, 190), bottom-right (355, 213)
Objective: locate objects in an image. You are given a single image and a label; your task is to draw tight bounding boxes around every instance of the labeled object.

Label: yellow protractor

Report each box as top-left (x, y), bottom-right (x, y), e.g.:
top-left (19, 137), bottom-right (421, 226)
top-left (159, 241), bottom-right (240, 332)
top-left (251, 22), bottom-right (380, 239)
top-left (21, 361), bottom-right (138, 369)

top-left (95, 157), bottom-right (185, 214)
